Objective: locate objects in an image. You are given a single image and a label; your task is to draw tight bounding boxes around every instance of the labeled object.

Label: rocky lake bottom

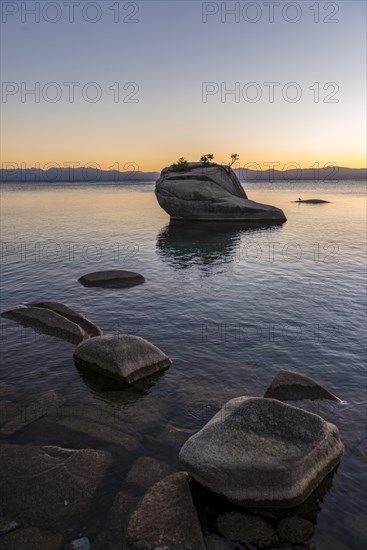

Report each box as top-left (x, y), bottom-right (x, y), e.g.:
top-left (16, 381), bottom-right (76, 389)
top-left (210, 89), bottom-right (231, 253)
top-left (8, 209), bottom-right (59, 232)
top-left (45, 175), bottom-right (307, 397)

top-left (0, 180), bottom-right (366, 549)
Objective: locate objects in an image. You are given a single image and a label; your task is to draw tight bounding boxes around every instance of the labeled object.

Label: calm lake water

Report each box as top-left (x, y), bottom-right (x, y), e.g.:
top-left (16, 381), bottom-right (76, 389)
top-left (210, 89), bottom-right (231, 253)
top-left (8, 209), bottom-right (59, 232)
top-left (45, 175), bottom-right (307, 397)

top-left (1, 180), bottom-right (366, 549)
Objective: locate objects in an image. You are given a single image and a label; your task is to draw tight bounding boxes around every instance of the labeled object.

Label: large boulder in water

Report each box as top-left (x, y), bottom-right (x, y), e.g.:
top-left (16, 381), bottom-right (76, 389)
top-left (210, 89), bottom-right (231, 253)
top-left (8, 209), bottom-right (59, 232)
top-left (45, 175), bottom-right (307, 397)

top-left (74, 334), bottom-right (172, 384)
top-left (179, 396), bottom-right (344, 508)
top-left (155, 163), bottom-right (286, 222)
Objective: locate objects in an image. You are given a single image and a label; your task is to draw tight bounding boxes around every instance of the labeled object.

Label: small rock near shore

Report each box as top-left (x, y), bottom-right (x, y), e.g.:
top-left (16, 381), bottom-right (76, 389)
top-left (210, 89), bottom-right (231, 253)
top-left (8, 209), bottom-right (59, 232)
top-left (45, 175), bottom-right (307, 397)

top-left (30, 301), bottom-right (102, 337)
top-left (1, 306), bottom-right (88, 344)
top-left (78, 270), bottom-right (145, 288)
top-left (264, 370), bottom-right (341, 402)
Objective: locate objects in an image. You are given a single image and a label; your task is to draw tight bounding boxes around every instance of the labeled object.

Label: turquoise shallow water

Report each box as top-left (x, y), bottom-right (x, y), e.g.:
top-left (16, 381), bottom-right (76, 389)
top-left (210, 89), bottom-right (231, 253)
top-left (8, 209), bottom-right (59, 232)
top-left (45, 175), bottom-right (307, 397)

top-left (0, 180), bottom-right (366, 548)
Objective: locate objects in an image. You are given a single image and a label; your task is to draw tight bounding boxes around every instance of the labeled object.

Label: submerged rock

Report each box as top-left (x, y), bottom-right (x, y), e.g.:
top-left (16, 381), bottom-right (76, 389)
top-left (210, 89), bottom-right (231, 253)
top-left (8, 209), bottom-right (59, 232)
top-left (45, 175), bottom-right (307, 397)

top-left (0, 444), bottom-right (111, 532)
top-left (126, 472), bottom-right (205, 549)
top-left (125, 456), bottom-right (174, 490)
top-left (157, 423), bottom-right (196, 448)
top-left (30, 301), bottom-right (102, 337)
top-left (0, 516), bottom-right (19, 536)
top-left (0, 383), bottom-right (16, 398)
top-left (58, 416), bottom-right (141, 450)
top-left (1, 390), bottom-right (63, 436)
top-left (1, 306), bottom-right (87, 344)
top-left (74, 335), bottom-right (171, 384)
top-left (277, 517), bottom-right (314, 543)
top-left (78, 270), bottom-right (145, 288)
top-left (205, 534), bottom-right (234, 550)
top-left (155, 163), bottom-right (287, 222)
top-left (92, 490), bottom-right (139, 550)
top-left (0, 527), bottom-right (63, 550)
top-left (264, 370), bottom-right (341, 402)
top-left (179, 397), bottom-right (344, 507)
top-left (65, 537), bottom-right (91, 550)
top-left (216, 511), bottom-right (278, 547)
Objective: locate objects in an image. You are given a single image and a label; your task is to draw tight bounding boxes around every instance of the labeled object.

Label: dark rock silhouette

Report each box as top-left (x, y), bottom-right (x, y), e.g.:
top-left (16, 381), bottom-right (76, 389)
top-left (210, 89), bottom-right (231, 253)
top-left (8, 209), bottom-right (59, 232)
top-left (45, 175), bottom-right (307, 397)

top-left (155, 163), bottom-right (287, 222)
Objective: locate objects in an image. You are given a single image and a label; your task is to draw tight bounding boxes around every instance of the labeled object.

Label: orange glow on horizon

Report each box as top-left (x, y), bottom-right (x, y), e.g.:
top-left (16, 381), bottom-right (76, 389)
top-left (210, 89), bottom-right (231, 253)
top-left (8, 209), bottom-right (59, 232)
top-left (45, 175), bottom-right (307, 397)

top-left (2, 157), bottom-right (366, 172)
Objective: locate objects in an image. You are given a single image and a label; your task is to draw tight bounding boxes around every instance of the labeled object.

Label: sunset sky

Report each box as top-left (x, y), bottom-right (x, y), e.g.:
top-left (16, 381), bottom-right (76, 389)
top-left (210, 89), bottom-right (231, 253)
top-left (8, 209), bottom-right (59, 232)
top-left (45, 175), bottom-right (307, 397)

top-left (1, 0), bottom-right (366, 171)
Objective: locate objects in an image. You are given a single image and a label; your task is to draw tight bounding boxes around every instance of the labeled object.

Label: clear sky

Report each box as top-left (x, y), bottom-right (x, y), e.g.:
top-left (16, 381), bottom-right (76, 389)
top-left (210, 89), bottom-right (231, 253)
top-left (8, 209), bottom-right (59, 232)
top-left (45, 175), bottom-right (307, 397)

top-left (1, 0), bottom-right (366, 171)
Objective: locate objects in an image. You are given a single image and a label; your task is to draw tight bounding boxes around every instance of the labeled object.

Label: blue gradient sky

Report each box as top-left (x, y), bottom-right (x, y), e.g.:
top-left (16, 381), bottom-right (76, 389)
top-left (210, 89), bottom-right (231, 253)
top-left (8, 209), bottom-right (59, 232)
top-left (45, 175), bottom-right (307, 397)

top-left (1, 0), bottom-right (366, 170)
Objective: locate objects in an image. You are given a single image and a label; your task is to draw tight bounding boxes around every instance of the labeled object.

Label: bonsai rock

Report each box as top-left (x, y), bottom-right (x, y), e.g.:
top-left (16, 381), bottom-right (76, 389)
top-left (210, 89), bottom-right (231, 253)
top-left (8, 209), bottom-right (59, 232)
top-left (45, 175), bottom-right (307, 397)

top-left (155, 163), bottom-right (286, 223)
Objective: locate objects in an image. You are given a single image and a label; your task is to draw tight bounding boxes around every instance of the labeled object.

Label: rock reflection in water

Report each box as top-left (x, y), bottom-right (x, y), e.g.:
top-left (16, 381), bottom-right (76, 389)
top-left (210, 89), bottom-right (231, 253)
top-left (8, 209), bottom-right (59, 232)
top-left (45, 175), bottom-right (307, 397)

top-left (156, 221), bottom-right (283, 269)
top-left (76, 363), bottom-right (167, 400)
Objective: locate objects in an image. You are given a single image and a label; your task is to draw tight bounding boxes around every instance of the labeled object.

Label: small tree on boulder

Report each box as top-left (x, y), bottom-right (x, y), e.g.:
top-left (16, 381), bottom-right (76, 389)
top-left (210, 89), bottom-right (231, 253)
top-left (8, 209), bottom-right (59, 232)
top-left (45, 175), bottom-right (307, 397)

top-left (227, 153), bottom-right (239, 174)
top-left (200, 154), bottom-right (215, 166)
top-left (171, 157), bottom-right (190, 171)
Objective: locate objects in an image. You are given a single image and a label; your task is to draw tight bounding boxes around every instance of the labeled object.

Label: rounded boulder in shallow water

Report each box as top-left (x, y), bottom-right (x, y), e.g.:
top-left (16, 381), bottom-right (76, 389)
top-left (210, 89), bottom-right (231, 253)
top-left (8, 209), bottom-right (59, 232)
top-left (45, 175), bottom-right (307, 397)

top-left (73, 335), bottom-right (172, 384)
top-left (179, 397), bottom-right (344, 508)
top-left (78, 270), bottom-right (145, 288)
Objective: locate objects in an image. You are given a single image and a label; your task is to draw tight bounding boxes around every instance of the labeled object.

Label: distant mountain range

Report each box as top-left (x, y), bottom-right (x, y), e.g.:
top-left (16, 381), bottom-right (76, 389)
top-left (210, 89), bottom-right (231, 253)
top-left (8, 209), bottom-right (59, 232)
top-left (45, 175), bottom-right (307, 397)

top-left (235, 166), bottom-right (366, 181)
top-left (0, 168), bottom-right (159, 182)
top-left (0, 166), bottom-right (365, 182)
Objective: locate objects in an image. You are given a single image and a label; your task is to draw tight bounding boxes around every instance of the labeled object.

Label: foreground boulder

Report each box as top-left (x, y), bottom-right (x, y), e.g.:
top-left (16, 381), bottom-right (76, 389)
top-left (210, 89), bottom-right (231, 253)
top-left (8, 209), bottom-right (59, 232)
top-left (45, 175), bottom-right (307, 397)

top-left (264, 370), bottom-right (341, 402)
top-left (78, 270), bottom-right (145, 288)
top-left (155, 163), bottom-right (286, 222)
top-left (1, 306), bottom-right (88, 344)
top-left (0, 444), bottom-right (111, 533)
top-left (74, 335), bottom-right (171, 384)
top-left (179, 397), bottom-right (344, 507)
top-left (126, 472), bottom-right (205, 549)
top-left (30, 301), bottom-right (102, 337)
